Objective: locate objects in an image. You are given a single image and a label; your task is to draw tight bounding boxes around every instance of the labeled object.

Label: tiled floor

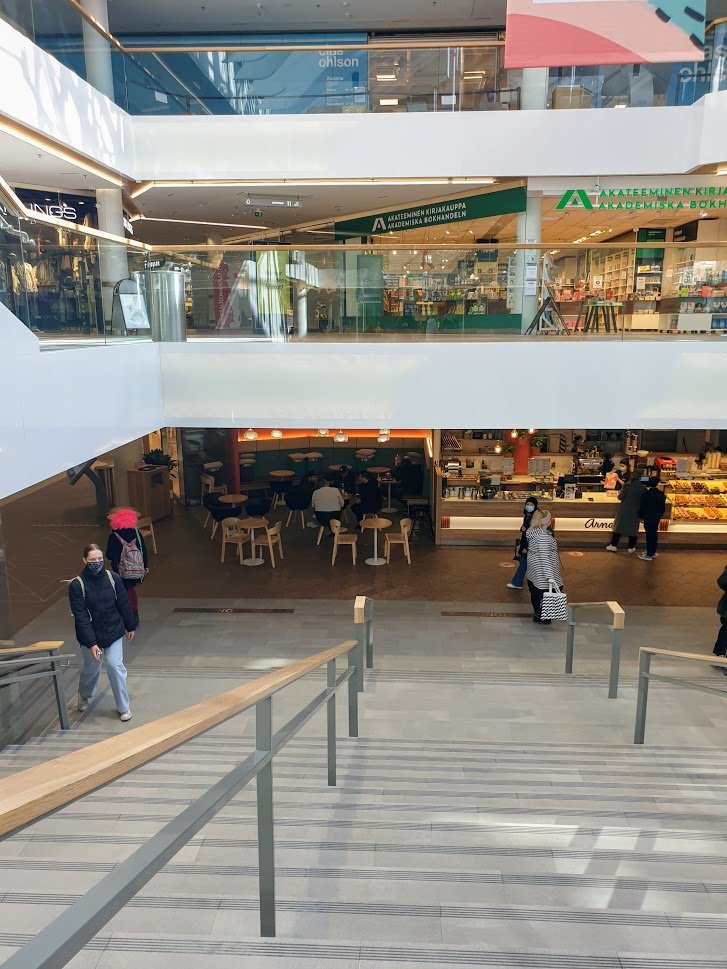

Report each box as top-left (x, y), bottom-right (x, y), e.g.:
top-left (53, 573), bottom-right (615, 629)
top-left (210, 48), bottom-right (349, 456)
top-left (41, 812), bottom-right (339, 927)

top-left (2, 475), bottom-right (726, 634)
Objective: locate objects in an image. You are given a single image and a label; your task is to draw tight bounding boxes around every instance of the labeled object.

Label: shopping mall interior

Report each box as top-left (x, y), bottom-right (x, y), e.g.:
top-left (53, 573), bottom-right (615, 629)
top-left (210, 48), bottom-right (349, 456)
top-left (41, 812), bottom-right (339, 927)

top-left (1, 1), bottom-right (727, 967)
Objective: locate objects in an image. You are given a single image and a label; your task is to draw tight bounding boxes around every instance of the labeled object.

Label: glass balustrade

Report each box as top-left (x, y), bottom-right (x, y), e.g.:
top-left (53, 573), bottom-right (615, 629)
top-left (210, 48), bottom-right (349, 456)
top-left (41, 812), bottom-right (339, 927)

top-left (2, 1), bottom-right (725, 115)
top-left (121, 243), bottom-right (727, 342)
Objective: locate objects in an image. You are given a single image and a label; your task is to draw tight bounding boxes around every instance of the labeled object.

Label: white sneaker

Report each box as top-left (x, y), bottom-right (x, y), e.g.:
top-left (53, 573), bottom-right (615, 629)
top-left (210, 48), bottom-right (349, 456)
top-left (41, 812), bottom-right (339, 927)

top-left (638, 552), bottom-right (653, 561)
top-left (506, 582), bottom-right (523, 590)
top-left (627, 547), bottom-right (636, 554)
top-left (119, 710), bottom-right (132, 722)
top-left (77, 696), bottom-right (89, 713)
top-left (605, 545), bottom-right (617, 552)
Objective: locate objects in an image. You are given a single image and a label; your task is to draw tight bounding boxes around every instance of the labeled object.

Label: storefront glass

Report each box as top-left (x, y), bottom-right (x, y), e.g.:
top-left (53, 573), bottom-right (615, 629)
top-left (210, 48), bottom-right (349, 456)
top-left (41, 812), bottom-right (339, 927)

top-left (143, 242), bottom-right (727, 341)
top-left (3, 4), bottom-right (724, 115)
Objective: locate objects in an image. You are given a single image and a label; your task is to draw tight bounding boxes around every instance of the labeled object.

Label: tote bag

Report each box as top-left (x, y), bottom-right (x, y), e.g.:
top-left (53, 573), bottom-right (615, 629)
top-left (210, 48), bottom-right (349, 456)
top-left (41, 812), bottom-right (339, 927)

top-left (540, 580), bottom-right (568, 622)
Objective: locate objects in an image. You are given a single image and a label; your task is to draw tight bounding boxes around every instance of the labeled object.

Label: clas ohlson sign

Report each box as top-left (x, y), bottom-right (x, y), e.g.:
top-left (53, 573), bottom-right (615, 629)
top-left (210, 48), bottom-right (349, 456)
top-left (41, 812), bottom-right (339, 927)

top-left (556, 186), bottom-right (727, 212)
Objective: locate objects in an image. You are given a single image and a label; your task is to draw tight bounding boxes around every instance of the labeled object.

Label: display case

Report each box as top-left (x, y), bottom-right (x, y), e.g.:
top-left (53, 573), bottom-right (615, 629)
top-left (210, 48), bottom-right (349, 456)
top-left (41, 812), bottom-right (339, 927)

top-left (665, 478), bottom-right (727, 523)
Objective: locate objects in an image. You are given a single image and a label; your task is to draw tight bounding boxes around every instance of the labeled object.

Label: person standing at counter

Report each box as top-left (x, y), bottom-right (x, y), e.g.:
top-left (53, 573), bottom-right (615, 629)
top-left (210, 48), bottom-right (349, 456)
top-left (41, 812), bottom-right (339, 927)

top-left (525, 510), bottom-right (563, 625)
top-left (606, 476), bottom-right (647, 554)
top-left (507, 497), bottom-right (539, 591)
top-left (638, 478), bottom-right (666, 562)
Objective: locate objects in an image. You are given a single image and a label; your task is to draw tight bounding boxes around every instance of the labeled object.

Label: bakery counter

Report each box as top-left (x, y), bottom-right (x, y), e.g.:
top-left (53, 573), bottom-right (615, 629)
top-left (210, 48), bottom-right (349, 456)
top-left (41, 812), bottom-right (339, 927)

top-left (437, 492), bottom-right (719, 547)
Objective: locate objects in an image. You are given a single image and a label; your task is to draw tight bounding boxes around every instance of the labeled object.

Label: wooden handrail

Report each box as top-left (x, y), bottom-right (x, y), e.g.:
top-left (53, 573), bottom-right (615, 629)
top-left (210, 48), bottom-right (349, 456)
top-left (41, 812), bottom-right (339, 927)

top-left (354, 596), bottom-right (368, 625)
top-left (570, 602), bottom-right (625, 629)
top-left (0, 641), bottom-right (64, 656)
top-left (640, 647), bottom-right (727, 664)
top-left (0, 639), bottom-right (356, 838)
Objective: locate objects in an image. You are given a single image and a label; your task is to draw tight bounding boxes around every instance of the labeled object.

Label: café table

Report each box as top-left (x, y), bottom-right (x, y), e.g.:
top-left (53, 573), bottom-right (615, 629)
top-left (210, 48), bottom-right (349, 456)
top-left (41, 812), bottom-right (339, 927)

top-left (360, 516), bottom-right (392, 566)
top-left (219, 493), bottom-right (248, 505)
top-left (269, 469), bottom-right (295, 478)
top-left (237, 516), bottom-right (268, 566)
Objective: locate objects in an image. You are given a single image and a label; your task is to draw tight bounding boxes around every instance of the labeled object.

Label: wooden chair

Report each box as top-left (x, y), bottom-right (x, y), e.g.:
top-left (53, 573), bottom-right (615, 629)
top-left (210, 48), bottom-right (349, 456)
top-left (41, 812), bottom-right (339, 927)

top-left (220, 517), bottom-right (249, 564)
top-left (137, 516), bottom-right (157, 554)
top-left (200, 473), bottom-right (227, 527)
top-left (385, 517), bottom-right (413, 564)
top-left (331, 519), bottom-right (357, 565)
top-left (254, 521), bottom-right (284, 568)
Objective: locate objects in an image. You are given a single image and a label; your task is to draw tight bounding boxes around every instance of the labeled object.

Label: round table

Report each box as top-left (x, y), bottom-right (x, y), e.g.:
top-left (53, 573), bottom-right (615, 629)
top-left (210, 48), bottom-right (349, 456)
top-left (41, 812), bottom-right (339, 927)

top-left (237, 517), bottom-right (268, 566)
top-left (269, 469), bottom-right (295, 478)
top-left (329, 464), bottom-right (342, 472)
top-left (219, 493), bottom-right (248, 505)
top-left (360, 516), bottom-right (392, 566)
top-left (379, 475), bottom-right (396, 513)
top-left (368, 466), bottom-right (390, 476)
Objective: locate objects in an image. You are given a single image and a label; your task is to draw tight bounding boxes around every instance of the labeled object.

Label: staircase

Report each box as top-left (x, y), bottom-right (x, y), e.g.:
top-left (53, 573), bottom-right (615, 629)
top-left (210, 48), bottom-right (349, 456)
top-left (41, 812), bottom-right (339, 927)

top-left (2, 715), bottom-right (727, 968)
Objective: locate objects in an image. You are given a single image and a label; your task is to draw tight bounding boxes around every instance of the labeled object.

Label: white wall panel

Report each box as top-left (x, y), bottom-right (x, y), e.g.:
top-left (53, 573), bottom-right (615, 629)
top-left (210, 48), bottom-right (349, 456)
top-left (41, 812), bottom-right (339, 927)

top-left (0, 340), bottom-right (163, 500)
top-left (0, 19), bottom-right (133, 176)
top-left (160, 340), bottom-right (727, 430)
top-left (132, 99), bottom-right (717, 181)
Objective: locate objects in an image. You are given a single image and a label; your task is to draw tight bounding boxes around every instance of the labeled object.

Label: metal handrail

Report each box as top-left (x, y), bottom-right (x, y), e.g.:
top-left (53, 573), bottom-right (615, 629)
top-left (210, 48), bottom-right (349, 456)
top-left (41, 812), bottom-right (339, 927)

top-left (565, 601), bottom-right (625, 699)
top-left (0, 628), bottom-right (368, 967)
top-left (0, 643), bottom-right (71, 731)
top-left (634, 647), bottom-right (727, 744)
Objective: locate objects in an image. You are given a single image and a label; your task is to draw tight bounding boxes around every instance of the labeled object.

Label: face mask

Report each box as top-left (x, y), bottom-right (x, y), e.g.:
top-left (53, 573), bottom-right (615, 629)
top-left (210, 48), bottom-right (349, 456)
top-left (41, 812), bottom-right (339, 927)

top-left (86, 561), bottom-right (104, 574)
top-left (525, 504), bottom-right (535, 513)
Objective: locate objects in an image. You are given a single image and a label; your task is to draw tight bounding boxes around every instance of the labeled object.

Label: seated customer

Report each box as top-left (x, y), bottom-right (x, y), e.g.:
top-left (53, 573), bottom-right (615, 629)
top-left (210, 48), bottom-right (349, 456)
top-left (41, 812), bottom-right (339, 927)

top-left (311, 478), bottom-right (345, 536)
top-left (337, 464), bottom-right (357, 496)
top-left (393, 457), bottom-right (423, 503)
top-left (352, 472), bottom-right (383, 527)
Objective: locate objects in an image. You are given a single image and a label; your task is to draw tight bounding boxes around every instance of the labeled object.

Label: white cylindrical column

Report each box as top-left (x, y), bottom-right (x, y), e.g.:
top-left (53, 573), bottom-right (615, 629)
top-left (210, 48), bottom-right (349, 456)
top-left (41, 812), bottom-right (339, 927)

top-left (295, 285), bottom-right (308, 339)
top-left (80, 0), bottom-right (115, 100)
top-left (520, 68), bottom-right (548, 110)
top-left (96, 188), bottom-right (129, 332)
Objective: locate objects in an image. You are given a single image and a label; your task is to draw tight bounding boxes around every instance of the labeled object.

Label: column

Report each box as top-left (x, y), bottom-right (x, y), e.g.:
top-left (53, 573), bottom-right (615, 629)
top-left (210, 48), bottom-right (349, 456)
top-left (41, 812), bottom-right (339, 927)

top-left (80, 0), bottom-right (115, 100)
top-left (110, 438), bottom-right (146, 507)
top-left (96, 188), bottom-right (129, 333)
top-left (295, 285), bottom-right (308, 339)
top-left (514, 191), bottom-right (542, 333)
top-left (520, 68), bottom-right (548, 110)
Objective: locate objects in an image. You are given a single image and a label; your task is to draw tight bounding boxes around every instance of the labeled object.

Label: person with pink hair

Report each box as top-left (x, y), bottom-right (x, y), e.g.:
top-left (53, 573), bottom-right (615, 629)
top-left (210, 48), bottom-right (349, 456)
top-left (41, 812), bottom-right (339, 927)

top-left (105, 507), bottom-right (148, 622)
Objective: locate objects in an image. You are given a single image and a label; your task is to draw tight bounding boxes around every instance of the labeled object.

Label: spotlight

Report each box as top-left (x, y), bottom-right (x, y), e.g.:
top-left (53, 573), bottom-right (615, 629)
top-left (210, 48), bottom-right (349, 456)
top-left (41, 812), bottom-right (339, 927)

top-left (334, 430), bottom-right (348, 443)
top-left (271, 428), bottom-right (283, 439)
top-left (243, 428), bottom-right (258, 441)
top-left (494, 443), bottom-right (502, 454)
top-left (377, 431), bottom-right (390, 443)
top-left (510, 430), bottom-right (519, 439)
top-left (317, 428), bottom-right (329, 436)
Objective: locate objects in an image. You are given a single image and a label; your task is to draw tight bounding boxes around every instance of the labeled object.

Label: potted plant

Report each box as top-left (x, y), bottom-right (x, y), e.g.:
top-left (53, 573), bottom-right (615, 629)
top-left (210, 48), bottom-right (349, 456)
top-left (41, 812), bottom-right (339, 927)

top-left (530, 436), bottom-right (545, 454)
top-left (142, 448), bottom-right (178, 476)
top-left (502, 443), bottom-right (516, 455)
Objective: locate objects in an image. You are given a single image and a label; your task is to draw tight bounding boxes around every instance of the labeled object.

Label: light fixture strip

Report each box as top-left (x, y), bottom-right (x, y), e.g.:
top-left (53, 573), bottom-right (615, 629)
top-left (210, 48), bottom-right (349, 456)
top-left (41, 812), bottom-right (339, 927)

top-left (0, 119), bottom-right (124, 188)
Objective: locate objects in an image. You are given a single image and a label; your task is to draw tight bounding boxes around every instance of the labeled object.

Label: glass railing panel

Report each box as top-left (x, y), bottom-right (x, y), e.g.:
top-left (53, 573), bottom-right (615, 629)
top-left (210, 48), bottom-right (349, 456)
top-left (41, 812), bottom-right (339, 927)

top-left (146, 244), bottom-right (727, 343)
top-left (0, 206), bottom-right (153, 347)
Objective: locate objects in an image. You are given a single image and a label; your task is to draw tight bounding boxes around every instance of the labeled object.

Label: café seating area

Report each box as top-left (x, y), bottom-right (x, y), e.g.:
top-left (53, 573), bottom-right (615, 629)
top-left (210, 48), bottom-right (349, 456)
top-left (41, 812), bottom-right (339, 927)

top-left (198, 459), bottom-right (428, 569)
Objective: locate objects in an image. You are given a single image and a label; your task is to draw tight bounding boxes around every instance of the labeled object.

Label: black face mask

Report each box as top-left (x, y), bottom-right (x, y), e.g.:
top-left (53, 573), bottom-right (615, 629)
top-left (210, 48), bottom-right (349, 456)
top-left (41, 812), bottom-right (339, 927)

top-left (86, 561), bottom-right (104, 574)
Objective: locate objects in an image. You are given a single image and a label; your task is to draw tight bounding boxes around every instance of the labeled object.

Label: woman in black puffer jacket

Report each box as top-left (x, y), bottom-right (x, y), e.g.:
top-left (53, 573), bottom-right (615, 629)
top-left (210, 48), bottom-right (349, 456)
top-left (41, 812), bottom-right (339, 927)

top-left (69, 543), bottom-right (137, 722)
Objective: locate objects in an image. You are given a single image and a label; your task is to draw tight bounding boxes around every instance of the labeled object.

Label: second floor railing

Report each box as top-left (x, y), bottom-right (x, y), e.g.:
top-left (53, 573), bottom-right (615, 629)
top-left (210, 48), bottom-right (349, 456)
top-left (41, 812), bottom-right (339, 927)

top-left (2, 1), bottom-right (726, 116)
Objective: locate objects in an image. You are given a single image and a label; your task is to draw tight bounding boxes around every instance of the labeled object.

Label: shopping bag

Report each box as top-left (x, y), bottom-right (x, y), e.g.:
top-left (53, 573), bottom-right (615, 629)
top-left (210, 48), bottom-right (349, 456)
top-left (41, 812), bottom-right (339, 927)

top-left (540, 580), bottom-right (568, 621)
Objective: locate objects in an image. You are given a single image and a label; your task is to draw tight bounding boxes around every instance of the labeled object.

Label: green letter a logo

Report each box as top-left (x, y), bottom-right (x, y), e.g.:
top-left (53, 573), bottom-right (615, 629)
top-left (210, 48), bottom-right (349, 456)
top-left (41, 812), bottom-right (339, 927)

top-left (556, 189), bottom-right (593, 211)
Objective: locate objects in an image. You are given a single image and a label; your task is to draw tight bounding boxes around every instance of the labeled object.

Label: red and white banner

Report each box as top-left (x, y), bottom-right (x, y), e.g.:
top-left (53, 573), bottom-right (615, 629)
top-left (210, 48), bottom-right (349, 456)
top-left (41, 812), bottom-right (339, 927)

top-left (504, 0), bottom-right (705, 68)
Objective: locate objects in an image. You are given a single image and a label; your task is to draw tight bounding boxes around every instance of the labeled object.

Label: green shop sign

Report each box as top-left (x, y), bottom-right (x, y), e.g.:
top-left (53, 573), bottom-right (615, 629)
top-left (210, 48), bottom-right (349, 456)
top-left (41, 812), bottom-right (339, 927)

top-left (556, 186), bottom-right (727, 212)
top-left (334, 186), bottom-right (526, 238)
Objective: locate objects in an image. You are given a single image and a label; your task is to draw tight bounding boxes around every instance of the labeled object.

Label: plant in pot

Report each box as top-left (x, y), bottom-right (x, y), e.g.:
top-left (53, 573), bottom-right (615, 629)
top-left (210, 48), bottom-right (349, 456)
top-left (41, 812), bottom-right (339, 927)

top-left (142, 448), bottom-right (178, 477)
top-left (530, 436), bottom-right (545, 454)
top-left (502, 443), bottom-right (516, 455)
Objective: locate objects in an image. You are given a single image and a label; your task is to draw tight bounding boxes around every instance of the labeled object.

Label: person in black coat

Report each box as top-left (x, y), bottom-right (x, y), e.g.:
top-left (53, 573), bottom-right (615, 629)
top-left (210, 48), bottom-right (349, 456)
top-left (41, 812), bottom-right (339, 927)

top-left (68, 543), bottom-right (137, 721)
top-left (106, 507), bottom-right (148, 621)
top-left (352, 472), bottom-right (383, 526)
top-left (638, 477), bottom-right (667, 561)
top-left (507, 496), bottom-right (539, 590)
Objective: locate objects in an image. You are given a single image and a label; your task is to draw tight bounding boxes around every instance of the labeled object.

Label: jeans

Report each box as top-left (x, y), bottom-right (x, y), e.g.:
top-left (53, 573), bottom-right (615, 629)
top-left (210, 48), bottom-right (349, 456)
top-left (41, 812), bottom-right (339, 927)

top-left (511, 555), bottom-right (527, 588)
top-left (79, 638), bottom-right (130, 714)
top-left (643, 519), bottom-right (659, 557)
top-left (610, 532), bottom-right (637, 549)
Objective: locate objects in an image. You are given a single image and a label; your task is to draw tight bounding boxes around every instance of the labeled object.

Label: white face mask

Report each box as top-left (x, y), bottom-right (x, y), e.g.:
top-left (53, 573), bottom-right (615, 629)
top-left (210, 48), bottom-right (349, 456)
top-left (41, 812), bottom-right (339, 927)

top-left (525, 504), bottom-right (535, 513)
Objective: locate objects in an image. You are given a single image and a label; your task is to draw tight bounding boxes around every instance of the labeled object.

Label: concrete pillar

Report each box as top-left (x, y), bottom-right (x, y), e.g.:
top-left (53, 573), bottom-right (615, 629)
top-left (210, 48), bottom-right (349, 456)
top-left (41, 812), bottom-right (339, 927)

top-left (520, 68), bottom-right (548, 110)
top-left (96, 188), bottom-right (129, 332)
top-left (515, 192), bottom-right (542, 333)
top-left (80, 0), bottom-right (115, 100)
